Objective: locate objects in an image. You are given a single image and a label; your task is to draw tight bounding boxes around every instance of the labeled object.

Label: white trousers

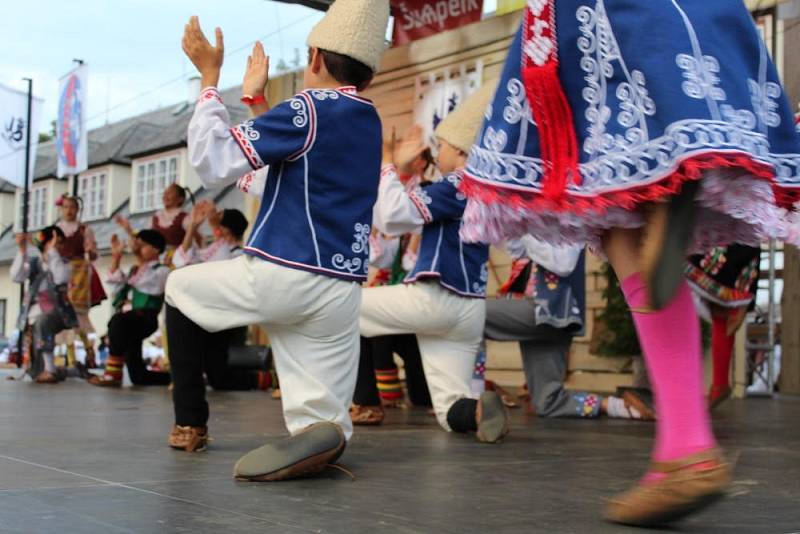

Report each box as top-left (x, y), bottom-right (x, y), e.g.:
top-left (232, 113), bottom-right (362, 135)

top-left (166, 255), bottom-right (361, 439)
top-left (360, 281), bottom-right (485, 431)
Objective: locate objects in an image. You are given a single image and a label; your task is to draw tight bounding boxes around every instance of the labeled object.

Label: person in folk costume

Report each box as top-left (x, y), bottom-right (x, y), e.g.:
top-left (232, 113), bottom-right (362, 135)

top-left (350, 151), bottom-right (434, 426)
top-left (11, 227), bottom-right (78, 384)
top-left (168, 0), bottom-right (389, 479)
top-left (486, 237), bottom-right (655, 420)
top-left (360, 83), bottom-right (511, 443)
top-left (168, 200), bottom-right (272, 452)
top-left (458, 1), bottom-right (800, 526)
top-left (115, 183), bottom-right (200, 267)
top-left (54, 194), bottom-right (106, 368)
top-left (88, 230), bottom-right (171, 387)
top-left (686, 245), bottom-right (761, 410)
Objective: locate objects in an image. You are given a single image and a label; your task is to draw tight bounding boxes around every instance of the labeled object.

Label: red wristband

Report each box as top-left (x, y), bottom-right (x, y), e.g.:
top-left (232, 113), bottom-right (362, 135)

top-left (240, 94), bottom-right (267, 106)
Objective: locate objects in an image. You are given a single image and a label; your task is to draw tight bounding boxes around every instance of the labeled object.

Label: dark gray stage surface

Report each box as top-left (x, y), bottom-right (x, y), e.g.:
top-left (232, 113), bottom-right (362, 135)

top-left (1, 372), bottom-right (798, 533)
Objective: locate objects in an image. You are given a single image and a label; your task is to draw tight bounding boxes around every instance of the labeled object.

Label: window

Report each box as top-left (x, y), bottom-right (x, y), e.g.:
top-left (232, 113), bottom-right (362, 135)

top-left (133, 155), bottom-right (179, 212)
top-left (18, 185), bottom-right (49, 230)
top-left (78, 172), bottom-right (107, 220)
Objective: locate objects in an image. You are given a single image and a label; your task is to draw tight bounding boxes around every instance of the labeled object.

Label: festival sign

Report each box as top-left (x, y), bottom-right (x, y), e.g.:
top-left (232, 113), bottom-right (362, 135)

top-left (0, 83), bottom-right (43, 187)
top-left (56, 64), bottom-right (89, 178)
top-left (393, 0), bottom-right (484, 46)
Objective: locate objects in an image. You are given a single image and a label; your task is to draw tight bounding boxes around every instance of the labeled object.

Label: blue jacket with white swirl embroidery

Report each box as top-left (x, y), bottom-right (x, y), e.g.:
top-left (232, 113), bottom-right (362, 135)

top-left (375, 166), bottom-right (489, 298)
top-left (226, 87), bottom-right (382, 282)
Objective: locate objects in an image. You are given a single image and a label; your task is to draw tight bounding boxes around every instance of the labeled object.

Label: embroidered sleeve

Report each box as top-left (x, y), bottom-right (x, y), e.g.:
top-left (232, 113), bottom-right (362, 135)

top-left (231, 96), bottom-right (313, 168)
top-left (236, 167), bottom-right (268, 199)
top-left (414, 172), bottom-right (467, 223)
top-left (188, 87), bottom-right (255, 188)
top-left (373, 164), bottom-right (425, 236)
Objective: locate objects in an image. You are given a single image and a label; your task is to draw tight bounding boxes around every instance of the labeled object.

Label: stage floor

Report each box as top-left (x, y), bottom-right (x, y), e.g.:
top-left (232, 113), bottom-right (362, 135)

top-left (0, 371), bottom-right (798, 533)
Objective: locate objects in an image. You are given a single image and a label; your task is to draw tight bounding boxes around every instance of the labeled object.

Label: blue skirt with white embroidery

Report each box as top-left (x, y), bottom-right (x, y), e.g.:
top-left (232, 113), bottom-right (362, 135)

top-left (460, 0), bottom-right (800, 251)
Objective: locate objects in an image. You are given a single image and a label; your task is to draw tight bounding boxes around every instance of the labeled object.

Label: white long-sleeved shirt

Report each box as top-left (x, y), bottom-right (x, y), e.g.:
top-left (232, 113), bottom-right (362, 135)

top-left (11, 247), bottom-right (71, 286)
top-left (372, 166), bottom-right (426, 237)
top-left (506, 236), bottom-right (582, 278)
top-left (171, 239), bottom-right (243, 269)
top-left (187, 89), bottom-right (254, 189)
top-left (107, 260), bottom-right (170, 299)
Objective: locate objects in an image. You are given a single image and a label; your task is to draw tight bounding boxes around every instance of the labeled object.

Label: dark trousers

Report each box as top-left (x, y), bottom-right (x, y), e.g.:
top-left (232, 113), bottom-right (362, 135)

top-left (167, 305), bottom-right (259, 427)
top-left (108, 309), bottom-right (170, 386)
top-left (353, 335), bottom-right (432, 407)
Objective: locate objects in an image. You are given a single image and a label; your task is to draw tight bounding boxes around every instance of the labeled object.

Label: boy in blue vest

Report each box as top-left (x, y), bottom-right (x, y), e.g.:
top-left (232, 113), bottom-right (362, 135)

top-left (360, 83), bottom-right (511, 443)
top-left (168, 0), bottom-right (389, 480)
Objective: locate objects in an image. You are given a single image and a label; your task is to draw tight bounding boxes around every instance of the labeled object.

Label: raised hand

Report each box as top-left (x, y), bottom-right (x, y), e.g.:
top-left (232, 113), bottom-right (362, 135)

top-left (114, 214), bottom-right (133, 234)
top-left (110, 234), bottom-right (126, 259)
top-left (191, 199), bottom-right (214, 226)
top-left (395, 125), bottom-right (428, 175)
top-left (182, 16), bottom-right (224, 87)
top-left (243, 41), bottom-right (270, 98)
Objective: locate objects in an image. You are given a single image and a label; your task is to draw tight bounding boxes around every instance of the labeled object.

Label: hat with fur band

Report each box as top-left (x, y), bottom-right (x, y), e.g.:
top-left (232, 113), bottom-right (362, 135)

top-left (306, 0), bottom-right (390, 73)
top-left (435, 80), bottom-right (499, 154)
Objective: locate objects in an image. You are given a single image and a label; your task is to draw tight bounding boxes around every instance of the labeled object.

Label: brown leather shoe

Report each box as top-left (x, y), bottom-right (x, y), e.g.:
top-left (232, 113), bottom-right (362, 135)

top-left (34, 371), bottom-right (59, 384)
top-left (605, 448), bottom-right (731, 526)
top-left (622, 390), bottom-right (656, 421)
top-left (87, 375), bottom-right (122, 388)
top-left (349, 404), bottom-right (385, 426)
top-left (168, 425), bottom-right (209, 452)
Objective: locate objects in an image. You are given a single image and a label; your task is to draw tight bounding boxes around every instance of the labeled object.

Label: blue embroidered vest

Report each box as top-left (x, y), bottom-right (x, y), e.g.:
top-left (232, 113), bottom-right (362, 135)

top-left (232, 87), bottom-right (382, 282)
top-left (405, 171), bottom-right (489, 297)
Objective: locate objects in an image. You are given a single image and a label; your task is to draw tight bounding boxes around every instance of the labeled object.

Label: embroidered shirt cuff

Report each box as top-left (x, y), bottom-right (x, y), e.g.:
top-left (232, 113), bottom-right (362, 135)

top-left (198, 87), bottom-right (223, 105)
top-left (408, 187), bottom-right (433, 223)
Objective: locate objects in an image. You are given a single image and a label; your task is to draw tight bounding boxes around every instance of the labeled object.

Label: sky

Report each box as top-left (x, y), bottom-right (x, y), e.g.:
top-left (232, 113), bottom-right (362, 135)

top-left (3, 0), bottom-right (498, 136)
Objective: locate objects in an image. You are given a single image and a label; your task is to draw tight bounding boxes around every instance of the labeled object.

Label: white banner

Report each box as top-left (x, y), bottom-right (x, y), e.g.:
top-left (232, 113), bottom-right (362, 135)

top-left (57, 64), bottom-right (89, 177)
top-left (413, 60), bottom-right (484, 151)
top-left (0, 83), bottom-right (43, 188)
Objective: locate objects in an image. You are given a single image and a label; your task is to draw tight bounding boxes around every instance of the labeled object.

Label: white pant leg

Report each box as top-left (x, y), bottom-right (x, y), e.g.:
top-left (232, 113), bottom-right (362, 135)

top-left (360, 283), bottom-right (462, 337)
top-left (167, 255), bottom-right (362, 438)
top-left (361, 282), bottom-right (486, 431)
top-left (166, 255), bottom-right (270, 332)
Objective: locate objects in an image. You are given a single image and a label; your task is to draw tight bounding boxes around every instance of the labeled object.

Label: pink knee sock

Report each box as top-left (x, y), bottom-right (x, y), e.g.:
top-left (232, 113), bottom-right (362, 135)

top-left (621, 273), bottom-right (716, 463)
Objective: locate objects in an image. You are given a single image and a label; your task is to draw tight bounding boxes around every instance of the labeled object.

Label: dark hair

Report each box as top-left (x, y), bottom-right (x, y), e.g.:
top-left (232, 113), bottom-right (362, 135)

top-left (136, 229), bottom-right (167, 254)
top-left (37, 226), bottom-right (65, 252)
top-left (220, 209), bottom-right (249, 240)
top-left (311, 48), bottom-right (374, 92)
top-left (166, 183), bottom-right (188, 203)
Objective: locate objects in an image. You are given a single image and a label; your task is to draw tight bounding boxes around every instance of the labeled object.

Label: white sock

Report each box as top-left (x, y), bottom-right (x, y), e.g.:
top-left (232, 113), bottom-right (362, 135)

top-left (606, 395), bottom-right (643, 419)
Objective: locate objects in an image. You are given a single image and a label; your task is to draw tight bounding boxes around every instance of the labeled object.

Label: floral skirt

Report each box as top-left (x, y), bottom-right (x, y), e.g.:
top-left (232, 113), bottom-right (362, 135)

top-left (460, 0), bottom-right (800, 252)
top-left (67, 259), bottom-right (107, 313)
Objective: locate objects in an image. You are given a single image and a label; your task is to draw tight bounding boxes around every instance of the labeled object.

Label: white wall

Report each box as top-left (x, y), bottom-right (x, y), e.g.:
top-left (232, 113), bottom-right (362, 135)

top-left (0, 264), bottom-right (19, 337)
top-left (108, 164), bottom-right (132, 216)
top-left (0, 192), bottom-right (15, 229)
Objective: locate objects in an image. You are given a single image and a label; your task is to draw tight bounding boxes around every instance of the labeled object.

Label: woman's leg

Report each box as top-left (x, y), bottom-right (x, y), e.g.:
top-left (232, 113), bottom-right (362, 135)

top-left (606, 227), bottom-right (716, 462)
top-left (604, 227), bottom-right (727, 525)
